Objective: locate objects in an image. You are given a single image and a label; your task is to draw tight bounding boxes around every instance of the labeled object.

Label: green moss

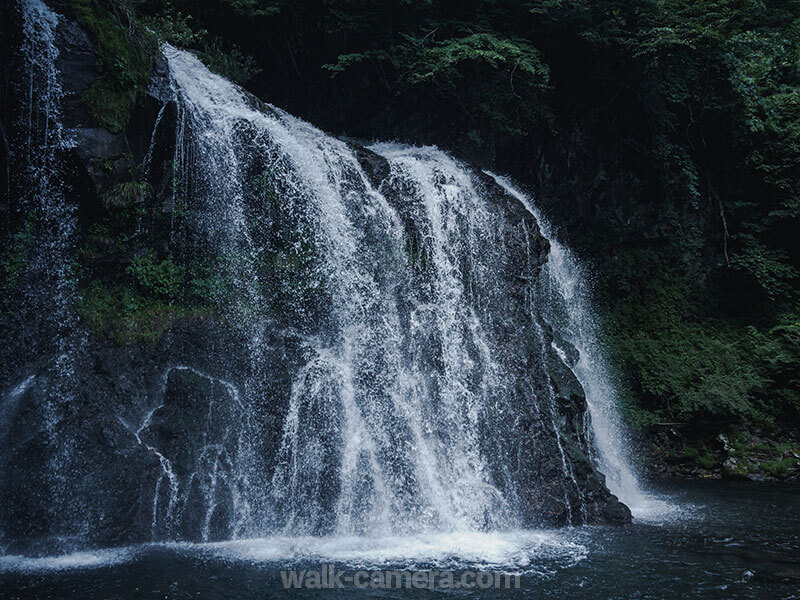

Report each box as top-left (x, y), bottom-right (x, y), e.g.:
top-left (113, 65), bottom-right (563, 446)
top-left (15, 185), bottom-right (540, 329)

top-left (78, 280), bottom-right (212, 346)
top-left (126, 251), bottom-right (184, 299)
top-left (67, 0), bottom-right (156, 133)
top-left (760, 457), bottom-right (800, 479)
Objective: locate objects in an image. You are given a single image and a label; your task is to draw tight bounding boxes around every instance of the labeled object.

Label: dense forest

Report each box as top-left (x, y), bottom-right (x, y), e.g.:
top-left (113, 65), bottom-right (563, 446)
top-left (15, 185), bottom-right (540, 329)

top-left (4, 0), bottom-right (800, 478)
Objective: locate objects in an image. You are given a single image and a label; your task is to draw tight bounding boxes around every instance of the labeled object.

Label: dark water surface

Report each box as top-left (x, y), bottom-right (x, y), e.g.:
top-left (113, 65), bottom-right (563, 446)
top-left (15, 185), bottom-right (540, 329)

top-left (2, 480), bottom-right (798, 599)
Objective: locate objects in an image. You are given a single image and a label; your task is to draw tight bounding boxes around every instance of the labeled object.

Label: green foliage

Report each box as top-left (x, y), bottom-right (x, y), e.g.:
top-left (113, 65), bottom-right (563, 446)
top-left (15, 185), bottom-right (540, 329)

top-left (140, 1), bottom-right (206, 47)
top-left (78, 280), bottom-right (210, 345)
top-left (321, 27), bottom-right (551, 136)
top-left (760, 457), bottom-right (800, 479)
top-left (138, 2), bottom-right (260, 84)
top-left (725, 23), bottom-right (800, 298)
top-left (696, 450), bottom-right (718, 470)
top-left (400, 33), bottom-right (550, 136)
top-left (748, 314), bottom-right (800, 417)
top-left (1, 213), bottom-right (36, 295)
top-left (602, 249), bottom-right (760, 422)
top-left (102, 180), bottom-right (154, 209)
top-left (68, 0), bottom-right (156, 133)
top-left (196, 39), bottom-right (261, 84)
top-left (680, 445), bottom-right (717, 469)
top-left (403, 33), bottom-right (548, 86)
top-left (126, 251), bottom-right (183, 298)
top-left (188, 263), bottom-right (231, 303)
top-left (729, 239), bottom-right (798, 300)
top-left (222, 0), bottom-right (281, 18)
top-left (603, 246), bottom-right (800, 426)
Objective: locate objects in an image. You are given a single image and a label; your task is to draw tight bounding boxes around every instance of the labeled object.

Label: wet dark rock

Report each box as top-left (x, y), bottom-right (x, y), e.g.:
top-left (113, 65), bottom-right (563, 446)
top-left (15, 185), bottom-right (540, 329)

top-left (70, 126), bottom-right (131, 193)
top-left (55, 17), bottom-right (96, 129)
top-left (602, 495), bottom-right (633, 524)
top-left (348, 140), bottom-right (390, 186)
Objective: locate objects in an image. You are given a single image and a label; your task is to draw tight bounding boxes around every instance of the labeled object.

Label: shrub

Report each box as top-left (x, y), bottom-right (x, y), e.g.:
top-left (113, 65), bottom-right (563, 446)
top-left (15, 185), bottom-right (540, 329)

top-left (102, 180), bottom-right (154, 209)
top-left (125, 251), bottom-right (183, 298)
top-left (78, 280), bottom-right (211, 345)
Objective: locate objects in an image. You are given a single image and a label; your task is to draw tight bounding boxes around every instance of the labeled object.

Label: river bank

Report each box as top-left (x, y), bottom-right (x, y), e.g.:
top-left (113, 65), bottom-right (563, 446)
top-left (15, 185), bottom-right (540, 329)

top-left (639, 427), bottom-right (800, 482)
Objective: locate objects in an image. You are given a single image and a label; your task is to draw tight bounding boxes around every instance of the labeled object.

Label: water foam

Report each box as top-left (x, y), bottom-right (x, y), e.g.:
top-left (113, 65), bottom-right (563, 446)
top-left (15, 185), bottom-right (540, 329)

top-left (0, 547), bottom-right (138, 573)
top-left (191, 530), bottom-right (587, 574)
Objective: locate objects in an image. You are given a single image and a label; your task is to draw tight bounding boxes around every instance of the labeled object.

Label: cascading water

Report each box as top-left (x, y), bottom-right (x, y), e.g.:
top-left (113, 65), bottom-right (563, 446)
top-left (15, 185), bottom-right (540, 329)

top-left (15, 0), bottom-right (80, 415)
top-left (488, 175), bottom-right (670, 520)
top-left (163, 46), bottom-right (540, 536)
top-left (1, 2), bottom-right (641, 565)
top-left (1, 0), bottom-right (86, 551)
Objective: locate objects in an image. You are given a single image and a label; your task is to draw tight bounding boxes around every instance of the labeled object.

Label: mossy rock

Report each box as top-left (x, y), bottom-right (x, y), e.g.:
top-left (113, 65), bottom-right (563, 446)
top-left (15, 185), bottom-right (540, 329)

top-left (65, 0), bottom-right (156, 133)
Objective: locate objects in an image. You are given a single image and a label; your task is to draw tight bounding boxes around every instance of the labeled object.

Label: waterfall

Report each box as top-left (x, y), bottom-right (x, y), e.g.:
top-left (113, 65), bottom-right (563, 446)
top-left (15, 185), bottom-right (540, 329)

top-left (16, 0), bottom-right (81, 406)
top-left (158, 45), bottom-right (613, 537)
top-left (487, 175), bottom-right (667, 519)
top-left (163, 47), bottom-right (529, 536)
top-left (1, 4), bottom-right (640, 558)
top-left (1, 0), bottom-right (86, 549)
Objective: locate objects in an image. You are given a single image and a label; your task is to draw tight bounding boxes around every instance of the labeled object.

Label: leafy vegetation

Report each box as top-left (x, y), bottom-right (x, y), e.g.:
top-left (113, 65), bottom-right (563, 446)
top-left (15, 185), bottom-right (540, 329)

top-left (74, 154), bottom-right (227, 345)
top-left (78, 280), bottom-right (212, 345)
top-left (126, 251), bottom-right (183, 298)
top-left (0, 212), bottom-right (36, 298)
top-left (137, 1), bottom-right (260, 84)
top-left (102, 179), bottom-right (154, 209)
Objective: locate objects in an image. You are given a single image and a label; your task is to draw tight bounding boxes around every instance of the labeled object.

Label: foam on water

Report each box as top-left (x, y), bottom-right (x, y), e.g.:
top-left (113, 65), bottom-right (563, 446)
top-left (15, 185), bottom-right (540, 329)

top-left (0, 548), bottom-right (138, 573)
top-left (0, 530), bottom-right (586, 577)
top-left (190, 530), bottom-right (587, 573)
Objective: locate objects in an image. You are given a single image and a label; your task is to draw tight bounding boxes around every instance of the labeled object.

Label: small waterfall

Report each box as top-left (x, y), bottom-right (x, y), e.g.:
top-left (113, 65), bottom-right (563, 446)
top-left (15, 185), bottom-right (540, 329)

top-left (17, 0), bottom-right (81, 403)
top-left (487, 174), bottom-right (661, 518)
top-left (3, 0), bottom-right (86, 546)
